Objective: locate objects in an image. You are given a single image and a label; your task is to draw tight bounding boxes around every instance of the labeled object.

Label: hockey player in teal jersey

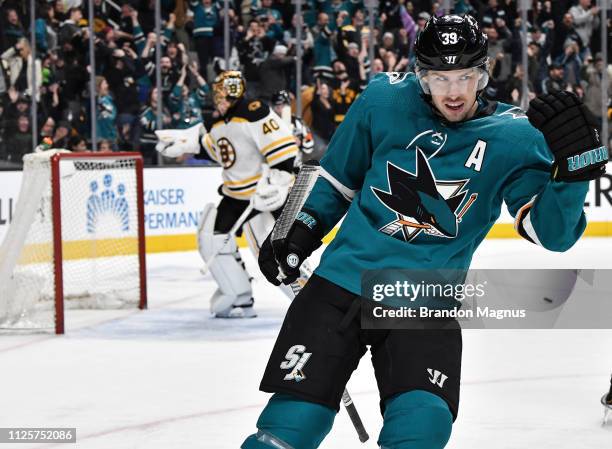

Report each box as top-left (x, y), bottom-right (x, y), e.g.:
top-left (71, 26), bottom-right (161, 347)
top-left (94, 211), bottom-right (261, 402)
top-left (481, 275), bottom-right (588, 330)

top-left (242, 14), bottom-right (608, 449)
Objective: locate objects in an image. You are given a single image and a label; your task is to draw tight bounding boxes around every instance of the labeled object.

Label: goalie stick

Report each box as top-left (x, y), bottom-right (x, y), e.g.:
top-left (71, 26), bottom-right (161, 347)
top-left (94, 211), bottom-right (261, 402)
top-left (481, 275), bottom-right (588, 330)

top-left (269, 160), bottom-right (370, 443)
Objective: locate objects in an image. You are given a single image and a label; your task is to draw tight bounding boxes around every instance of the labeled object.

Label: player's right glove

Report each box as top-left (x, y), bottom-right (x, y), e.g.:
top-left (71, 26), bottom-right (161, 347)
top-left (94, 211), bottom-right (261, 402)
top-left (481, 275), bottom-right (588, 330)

top-left (526, 90), bottom-right (608, 183)
top-left (155, 123), bottom-right (204, 158)
top-left (258, 210), bottom-right (323, 286)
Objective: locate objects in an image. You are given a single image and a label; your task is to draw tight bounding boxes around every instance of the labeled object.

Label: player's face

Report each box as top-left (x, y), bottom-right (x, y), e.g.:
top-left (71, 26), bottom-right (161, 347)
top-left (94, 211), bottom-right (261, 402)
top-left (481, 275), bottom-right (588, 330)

top-left (428, 68), bottom-right (480, 122)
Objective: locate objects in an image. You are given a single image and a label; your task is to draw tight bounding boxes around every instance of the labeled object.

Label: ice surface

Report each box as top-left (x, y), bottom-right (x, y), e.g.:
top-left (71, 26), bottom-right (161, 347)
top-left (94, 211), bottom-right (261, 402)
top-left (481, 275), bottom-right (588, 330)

top-left (0, 238), bottom-right (611, 448)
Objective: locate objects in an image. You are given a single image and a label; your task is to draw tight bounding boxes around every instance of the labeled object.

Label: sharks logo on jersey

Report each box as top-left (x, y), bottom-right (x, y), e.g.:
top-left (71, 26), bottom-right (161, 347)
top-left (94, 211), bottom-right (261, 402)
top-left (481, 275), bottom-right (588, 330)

top-left (371, 144), bottom-right (478, 242)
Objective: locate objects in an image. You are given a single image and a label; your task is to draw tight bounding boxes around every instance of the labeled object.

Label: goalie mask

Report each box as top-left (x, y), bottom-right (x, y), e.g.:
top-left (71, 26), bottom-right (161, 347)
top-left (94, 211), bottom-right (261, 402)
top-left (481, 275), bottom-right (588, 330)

top-left (415, 14), bottom-right (489, 96)
top-left (212, 71), bottom-right (246, 108)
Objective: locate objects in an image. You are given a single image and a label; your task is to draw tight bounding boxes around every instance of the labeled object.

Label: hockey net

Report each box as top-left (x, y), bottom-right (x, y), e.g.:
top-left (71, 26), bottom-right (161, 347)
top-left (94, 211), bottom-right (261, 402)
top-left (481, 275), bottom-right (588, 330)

top-left (0, 151), bottom-right (147, 334)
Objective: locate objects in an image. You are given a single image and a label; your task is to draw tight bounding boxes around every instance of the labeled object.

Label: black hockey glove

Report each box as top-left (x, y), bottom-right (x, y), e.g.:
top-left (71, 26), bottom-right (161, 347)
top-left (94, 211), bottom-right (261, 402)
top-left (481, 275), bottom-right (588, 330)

top-left (526, 90), bottom-right (608, 183)
top-left (258, 210), bottom-right (323, 286)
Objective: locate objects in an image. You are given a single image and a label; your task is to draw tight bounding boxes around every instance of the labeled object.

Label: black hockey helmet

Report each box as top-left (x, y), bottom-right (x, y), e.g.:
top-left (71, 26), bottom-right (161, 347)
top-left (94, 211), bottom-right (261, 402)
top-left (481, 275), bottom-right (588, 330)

top-left (271, 90), bottom-right (291, 106)
top-left (414, 14), bottom-right (489, 96)
top-left (415, 14), bottom-right (488, 71)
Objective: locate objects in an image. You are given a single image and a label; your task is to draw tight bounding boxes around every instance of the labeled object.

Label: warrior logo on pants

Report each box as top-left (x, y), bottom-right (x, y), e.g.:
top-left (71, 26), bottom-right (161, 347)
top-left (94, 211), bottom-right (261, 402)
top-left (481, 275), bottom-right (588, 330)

top-left (280, 345), bottom-right (312, 382)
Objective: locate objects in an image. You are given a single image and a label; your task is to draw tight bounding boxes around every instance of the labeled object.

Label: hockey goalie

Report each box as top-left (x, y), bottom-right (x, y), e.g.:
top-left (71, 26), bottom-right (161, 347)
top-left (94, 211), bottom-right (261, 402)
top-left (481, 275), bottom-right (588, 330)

top-left (156, 70), bottom-right (308, 318)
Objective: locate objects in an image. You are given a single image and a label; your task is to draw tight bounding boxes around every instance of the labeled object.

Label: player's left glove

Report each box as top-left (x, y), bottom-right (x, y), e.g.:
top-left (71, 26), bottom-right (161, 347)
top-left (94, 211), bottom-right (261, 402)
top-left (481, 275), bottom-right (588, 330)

top-left (252, 167), bottom-right (294, 212)
top-left (258, 210), bottom-right (323, 286)
top-left (526, 90), bottom-right (609, 183)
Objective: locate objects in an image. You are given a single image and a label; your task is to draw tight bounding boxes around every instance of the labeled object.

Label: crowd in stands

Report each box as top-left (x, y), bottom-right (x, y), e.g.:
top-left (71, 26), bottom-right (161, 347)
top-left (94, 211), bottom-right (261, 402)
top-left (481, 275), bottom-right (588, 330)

top-left (0, 0), bottom-right (610, 166)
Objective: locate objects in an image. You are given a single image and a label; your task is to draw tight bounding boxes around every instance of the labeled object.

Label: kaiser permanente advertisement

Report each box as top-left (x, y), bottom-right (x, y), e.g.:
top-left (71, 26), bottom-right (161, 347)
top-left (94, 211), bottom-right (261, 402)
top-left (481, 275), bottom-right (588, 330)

top-left (0, 166), bottom-right (611, 253)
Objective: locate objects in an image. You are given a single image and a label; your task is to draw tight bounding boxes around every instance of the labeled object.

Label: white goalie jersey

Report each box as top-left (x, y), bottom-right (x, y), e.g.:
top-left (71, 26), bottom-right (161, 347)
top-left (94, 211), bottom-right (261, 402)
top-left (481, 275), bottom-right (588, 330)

top-left (199, 98), bottom-right (299, 199)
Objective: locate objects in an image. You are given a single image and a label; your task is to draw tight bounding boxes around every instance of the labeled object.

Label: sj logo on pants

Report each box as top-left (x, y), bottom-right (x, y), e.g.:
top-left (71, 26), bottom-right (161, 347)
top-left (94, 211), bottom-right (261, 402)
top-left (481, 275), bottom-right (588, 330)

top-left (280, 345), bottom-right (312, 382)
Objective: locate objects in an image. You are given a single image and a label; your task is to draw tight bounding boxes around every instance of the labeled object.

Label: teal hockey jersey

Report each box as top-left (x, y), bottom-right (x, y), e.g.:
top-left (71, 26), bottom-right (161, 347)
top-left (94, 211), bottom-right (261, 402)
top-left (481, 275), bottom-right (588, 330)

top-left (302, 72), bottom-right (589, 296)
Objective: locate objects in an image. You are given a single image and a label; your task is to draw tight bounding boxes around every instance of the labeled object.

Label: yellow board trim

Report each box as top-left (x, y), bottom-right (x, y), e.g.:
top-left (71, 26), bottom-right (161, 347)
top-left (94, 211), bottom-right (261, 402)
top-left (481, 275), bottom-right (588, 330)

top-left (18, 238), bottom-right (140, 264)
top-left (14, 222), bottom-right (612, 264)
top-left (145, 221), bottom-right (612, 253)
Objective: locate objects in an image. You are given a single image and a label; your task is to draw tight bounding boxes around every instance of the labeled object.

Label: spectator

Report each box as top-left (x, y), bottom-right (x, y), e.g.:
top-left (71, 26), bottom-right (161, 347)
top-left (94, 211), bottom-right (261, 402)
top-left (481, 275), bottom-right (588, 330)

top-left (370, 58), bottom-right (385, 76)
top-left (168, 62), bottom-right (209, 128)
top-left (556, 38), bottom-right (583, 87)
top-left (58, 7), bottom-right (86, 48)
top-left (253, 0), bottom-right (282, 23)
top-left (236, 19), bottom-right (275, 98)
top-left (284, 14), bottom-right (314, 57)
top-left (312, 12), bottom-right (335, 81)
top-left (2, 8), bottom-right (25, 52)
top-left (336, 9), bottom-right (367, 62)
top-left (551, 13), bottom-right (583, 61)
top-left (39, 116), bottom-right (56, 145)
top-left (96, 76), bottom-right (118, 146)
top-left (4, 114), bottom-right (32, 163)
top-left (542, 63), bottom-right (568, 94)
top-left (139, 87), bottom-right (171, 164)
top-left (52, 120), bottom-right (71, 149)
top-left (68, 135), bottom-right (87, 152)
top-left (259, 44), bottom-right (294, 101)
top-left (310, 80), bottom-right (335, 143)
top-left (483, 26), bottom-right (510, 99)
top-left (1, 38), bottom-right (42, 101)
top-left (329, 59), bottom-right (360, 126)
top-left (482, 0), bottom-right (508, 32)
top-left (505, 64), bottom-right (535, 106)
top-left (103, 48), bottom-right (140, 118)
top-left (193, 0), bottom-right (220, 79)
top-left (4, 88), bottom-right (31, 136)
top-left (97, 139), bottom-right (113, 152)
top-left (569, 0), bottom-right (600, 57)
top-left (343, 42), bottom-right (366, 84)
top-left (35, 4), bottom-right (59, 55)
top-left (581, 53), bottom-right (612, 128)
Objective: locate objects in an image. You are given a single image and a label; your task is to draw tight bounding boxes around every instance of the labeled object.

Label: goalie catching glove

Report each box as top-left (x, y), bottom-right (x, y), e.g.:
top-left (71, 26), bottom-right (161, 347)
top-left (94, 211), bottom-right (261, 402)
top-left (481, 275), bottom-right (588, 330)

top-left (155, 123), bottom-right (204, 158)
top-left (526, 90), bottom-right (608, 182)
top-left (259, 210), bottom-right (323, 286)
top-left (252, 166), bottom-right (294, 212)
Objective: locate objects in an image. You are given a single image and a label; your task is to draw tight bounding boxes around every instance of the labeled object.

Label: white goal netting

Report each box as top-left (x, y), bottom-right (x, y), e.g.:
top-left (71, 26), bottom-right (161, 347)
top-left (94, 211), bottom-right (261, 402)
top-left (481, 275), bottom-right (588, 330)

top-left (0, 151), bottom-right (145, 332)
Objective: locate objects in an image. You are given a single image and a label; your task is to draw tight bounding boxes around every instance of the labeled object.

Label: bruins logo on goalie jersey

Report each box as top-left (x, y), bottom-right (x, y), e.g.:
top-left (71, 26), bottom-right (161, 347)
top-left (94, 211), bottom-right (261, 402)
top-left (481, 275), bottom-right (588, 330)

top-left (216, 137), bottom-right (236, 169)
top-left (201, 99), bottom-right (299, 199)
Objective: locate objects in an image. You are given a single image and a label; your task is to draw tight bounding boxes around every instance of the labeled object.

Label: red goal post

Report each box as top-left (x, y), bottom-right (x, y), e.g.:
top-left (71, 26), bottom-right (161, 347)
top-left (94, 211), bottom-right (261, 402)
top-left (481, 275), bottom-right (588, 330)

top-left (0, 151), bottom-right (147, 334)
top-left (51, 152), bottom-right (147, 334)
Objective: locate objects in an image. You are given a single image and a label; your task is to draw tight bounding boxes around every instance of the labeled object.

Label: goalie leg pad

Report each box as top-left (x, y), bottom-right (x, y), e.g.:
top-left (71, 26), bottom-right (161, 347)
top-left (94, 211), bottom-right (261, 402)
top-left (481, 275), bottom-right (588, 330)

top-left (241, 393), bottom-right (335, 449)
top-left (378, 390), bottom-right (452, 449)
top-left (198, 203), bottom-right (252, 314)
